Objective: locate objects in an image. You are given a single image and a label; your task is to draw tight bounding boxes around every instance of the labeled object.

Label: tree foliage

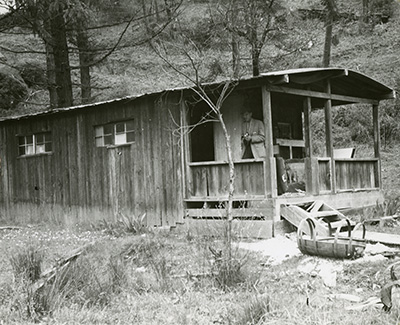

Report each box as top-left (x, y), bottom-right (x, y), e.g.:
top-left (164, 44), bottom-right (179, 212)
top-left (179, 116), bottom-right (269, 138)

top-left (0, 67), bottom-right (28, 110)
top-left (0, 0), bottom-right (182, 108)
top-left (209, 0), bottom-right (286, 76)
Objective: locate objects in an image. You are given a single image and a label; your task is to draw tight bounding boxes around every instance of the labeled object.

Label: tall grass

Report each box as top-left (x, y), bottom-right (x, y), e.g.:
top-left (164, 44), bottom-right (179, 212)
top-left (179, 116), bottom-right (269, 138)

top-left (9, 245), bottom-right (43, 283)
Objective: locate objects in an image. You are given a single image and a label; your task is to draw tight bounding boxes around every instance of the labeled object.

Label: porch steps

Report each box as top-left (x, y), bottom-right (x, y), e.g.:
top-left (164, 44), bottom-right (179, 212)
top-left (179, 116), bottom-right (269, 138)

top-left (280, 200), bottom-right (356, 237)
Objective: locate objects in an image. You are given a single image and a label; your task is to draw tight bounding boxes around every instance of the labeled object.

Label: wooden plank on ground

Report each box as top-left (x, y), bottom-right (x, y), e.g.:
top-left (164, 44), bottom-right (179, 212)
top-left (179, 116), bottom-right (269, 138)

top-left (353, 230), bottom-right (400, 246)
top-left (307, 200), bottom-right (324, 212)
top-left (312, 211), bottom-right (340, 218)
top-left (280, 205), bottom-right (331, 236)
top-left (280, 205), bottom-right (308, 228)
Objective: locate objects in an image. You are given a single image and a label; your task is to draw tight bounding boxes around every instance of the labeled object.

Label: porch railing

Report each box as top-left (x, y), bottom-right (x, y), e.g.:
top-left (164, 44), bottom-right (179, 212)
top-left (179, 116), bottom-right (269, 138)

top-left (188, 159), bottom-right (265, 199)
top-left (308, 157), bottom-right (380, 194)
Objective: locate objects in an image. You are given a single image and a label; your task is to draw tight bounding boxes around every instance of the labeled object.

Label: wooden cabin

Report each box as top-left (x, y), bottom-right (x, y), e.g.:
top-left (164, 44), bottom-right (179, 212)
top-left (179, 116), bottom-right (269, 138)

top-left (0, 68), bottom-right (395, 236)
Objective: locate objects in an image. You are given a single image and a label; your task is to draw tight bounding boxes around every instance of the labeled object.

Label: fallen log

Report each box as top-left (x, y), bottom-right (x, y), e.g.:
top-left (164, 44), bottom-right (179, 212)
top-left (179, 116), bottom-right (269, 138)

top-left (31, 242), bottom-right (94, 293)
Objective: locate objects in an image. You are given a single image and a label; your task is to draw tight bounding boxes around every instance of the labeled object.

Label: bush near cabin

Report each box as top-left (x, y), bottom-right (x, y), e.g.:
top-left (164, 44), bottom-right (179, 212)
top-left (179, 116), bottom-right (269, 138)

top-left (0, 67), bottom-right (28, 110)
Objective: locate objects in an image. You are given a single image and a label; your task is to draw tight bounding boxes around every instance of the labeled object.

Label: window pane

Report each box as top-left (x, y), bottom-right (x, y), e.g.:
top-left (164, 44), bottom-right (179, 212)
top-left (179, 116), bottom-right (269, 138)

top-left (115, 133), bottom-right (126, 145)
top-left (95, 137), bottom-right (104, 147)
top-left (115, 122), bottom-right (125, 133)
top-left (26, 144), bottom-right (34, 155)
top-left (36, 144), bottom-right (45, 153)
top-left (104, 124), bottom-right (113, 135)
top-left (36, 134), bottom-right (44, 144)
top-left (127, 131), bottom-right (135, 143)
top-left (19, 146), bottom-right (26, 156)
top-left (95, 126), bottom-right (103, 137)
top-left (26, 135), bottom-right (33, 144)
top-left (18, 137), bottom-right (25, 146)
top-left (104, 134), bottom-right (112, 145)
top-left (45, 133), bottom-right (52, 142)
top-left (126, 120), bottom-right (134, 131)
top-left (45, 142), bottom-right (52, 152)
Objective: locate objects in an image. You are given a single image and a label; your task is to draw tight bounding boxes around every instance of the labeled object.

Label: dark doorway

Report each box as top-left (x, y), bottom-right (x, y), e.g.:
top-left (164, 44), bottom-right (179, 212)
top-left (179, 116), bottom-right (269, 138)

top-left (189, 102), bottom-right (215, 162)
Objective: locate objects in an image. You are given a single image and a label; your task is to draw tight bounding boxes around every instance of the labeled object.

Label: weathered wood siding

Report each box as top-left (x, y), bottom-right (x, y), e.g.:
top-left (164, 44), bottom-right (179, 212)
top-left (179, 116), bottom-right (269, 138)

top-left (0, 93), bottom-right (184, 227)
top-left (318, 159), bottom-right (331, 192)
top-left (335, 159), bottom-right (378, 190)
top-left (189, 161), bottom-right (265, 198)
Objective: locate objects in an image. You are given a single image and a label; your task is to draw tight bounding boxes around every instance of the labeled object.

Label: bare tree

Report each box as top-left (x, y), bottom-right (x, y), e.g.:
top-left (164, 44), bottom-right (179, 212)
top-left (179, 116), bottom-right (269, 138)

top-left (211, 0), bottom-right (284, 76)
top-left (322, 0), bottom-right (338, 67)
top-left (150, 34), bottom-right (238, 265)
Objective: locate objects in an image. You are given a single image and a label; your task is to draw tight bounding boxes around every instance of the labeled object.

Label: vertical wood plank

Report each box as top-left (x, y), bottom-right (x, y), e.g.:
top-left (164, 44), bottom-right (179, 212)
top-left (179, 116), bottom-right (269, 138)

top-left (373, 103), bottom-right (381, 188)
top-left (261, 86), bottom-right (276, 198)
top-left (303, 97), bottom-right (313, 158)
top-left (324, 81), bottom-right (336, 193)
top-left (181, 100), bottom-right (193, 198)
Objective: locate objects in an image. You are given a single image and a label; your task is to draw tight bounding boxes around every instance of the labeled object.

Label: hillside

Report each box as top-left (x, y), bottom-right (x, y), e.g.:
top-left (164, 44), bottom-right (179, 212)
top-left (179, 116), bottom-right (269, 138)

top-left (0, 0), bottom-right (399, 117)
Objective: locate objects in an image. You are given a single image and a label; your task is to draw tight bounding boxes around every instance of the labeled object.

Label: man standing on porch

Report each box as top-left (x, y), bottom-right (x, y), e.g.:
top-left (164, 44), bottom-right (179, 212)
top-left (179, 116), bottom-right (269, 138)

top-left (241, 108), bottom-right (266, 159)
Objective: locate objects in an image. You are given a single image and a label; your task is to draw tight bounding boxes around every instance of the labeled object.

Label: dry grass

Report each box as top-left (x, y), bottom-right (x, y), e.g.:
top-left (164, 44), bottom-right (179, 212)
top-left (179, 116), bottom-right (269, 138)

top-left (2, 223), bottom-right (400, 324)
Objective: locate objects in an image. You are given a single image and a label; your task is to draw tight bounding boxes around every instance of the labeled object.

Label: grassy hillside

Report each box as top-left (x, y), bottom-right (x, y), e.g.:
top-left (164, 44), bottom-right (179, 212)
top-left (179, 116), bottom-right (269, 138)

top-left (0, 0), bottom-right (399, 117)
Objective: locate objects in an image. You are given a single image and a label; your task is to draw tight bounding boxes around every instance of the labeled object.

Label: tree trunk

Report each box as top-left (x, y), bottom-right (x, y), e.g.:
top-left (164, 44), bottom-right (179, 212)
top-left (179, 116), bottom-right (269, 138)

top-left (44, 42), bottom-right (58, 109)
top-left (77, 28), bottom-right (91, 104)
top-left (231, 35), bottom-right (240, 78)
top-left (50, 7), bottom-right (73, 108)
top-left (218, 112), bottom-right (235, 265)
top-left (323, 13), bottom-right (333, 67)
top-left (251, 45), bottom-right (260, 76)
top-left (42, 10), bottom-right (58, 108)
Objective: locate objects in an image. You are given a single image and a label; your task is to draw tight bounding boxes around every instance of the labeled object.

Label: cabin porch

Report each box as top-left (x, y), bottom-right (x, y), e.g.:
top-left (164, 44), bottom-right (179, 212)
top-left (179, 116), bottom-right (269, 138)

top-left (184, 156), bottom-right (383, 222)
top-left (181, 69), bottom-right (394, 237)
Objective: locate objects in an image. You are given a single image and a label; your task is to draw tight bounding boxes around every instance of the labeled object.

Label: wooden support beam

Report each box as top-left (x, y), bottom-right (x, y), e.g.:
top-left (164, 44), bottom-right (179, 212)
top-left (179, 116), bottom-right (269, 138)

top-left (373, 103), bottom-right (381, 188)
top-left (261, 86), bottom-right (277, 198)
top-left (305, 157), bottom-right (320, 195)
top-left (267, 85), bottom-right (380, 105)
top-left (180, 99), bottom-right (192, 198)
top-left (324, 81), bottom-right (336, 193)
top-left (303, 97), bottom-right (312, 158)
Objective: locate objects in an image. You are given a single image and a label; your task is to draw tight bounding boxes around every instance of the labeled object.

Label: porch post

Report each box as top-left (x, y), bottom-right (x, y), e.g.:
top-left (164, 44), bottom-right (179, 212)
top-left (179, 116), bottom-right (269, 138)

top-left (261, 86), bottom-right (277, 198)
top-left (373, 103), bottom-right (381, 188)
top-left (180, 99), bottom-right (192, 198)
top-left (303, 96), bottom-right (319, 195)
top-left (324, 80), bottom-right (336, 193)
top-left (303, 96), bottom-right (313, 158)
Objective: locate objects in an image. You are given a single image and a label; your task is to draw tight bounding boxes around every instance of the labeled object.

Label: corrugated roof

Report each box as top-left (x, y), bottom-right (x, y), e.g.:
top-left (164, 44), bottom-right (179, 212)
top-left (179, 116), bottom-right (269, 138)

top-left (0, 67), bottom-right (395, 122)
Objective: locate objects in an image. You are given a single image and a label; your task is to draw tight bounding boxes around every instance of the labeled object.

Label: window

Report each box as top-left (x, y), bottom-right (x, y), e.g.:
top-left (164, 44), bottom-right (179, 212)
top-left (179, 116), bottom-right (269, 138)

top-left (95, 120), bottom-right (135, 147)
top-left (19, 132), bottom-right (52, 156)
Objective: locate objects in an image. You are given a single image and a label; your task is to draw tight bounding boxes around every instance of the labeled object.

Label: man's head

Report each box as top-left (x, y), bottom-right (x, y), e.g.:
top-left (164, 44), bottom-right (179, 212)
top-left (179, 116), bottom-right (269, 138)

top-left (242, 110), bottom-right (252, 122)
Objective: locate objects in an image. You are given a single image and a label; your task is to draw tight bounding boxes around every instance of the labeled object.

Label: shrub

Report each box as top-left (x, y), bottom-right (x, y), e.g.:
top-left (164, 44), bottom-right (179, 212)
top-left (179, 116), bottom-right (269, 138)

top-left (180, 18), bottom-right (216, 50)
top-left (238, 294), bottom-right (271, 325)
top-left (17, 61), bottom-right (47, 89)
top-left (120, 236), bottom-right (172, 291)
top-left (119, 213), bottom-right (148, 234)
top-left (9, 245), bottom-right (43, 283)
top-left (0, 68), bottom-right (28, 110)
top-left (209, 246), bottom-right (248, 290)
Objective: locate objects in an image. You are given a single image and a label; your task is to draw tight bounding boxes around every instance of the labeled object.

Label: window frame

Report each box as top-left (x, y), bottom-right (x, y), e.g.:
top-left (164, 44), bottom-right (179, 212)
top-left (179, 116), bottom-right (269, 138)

top-left (18, 132), bottom-right (52, 157)
top-left (95, 119), bottom-right (135, 148)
